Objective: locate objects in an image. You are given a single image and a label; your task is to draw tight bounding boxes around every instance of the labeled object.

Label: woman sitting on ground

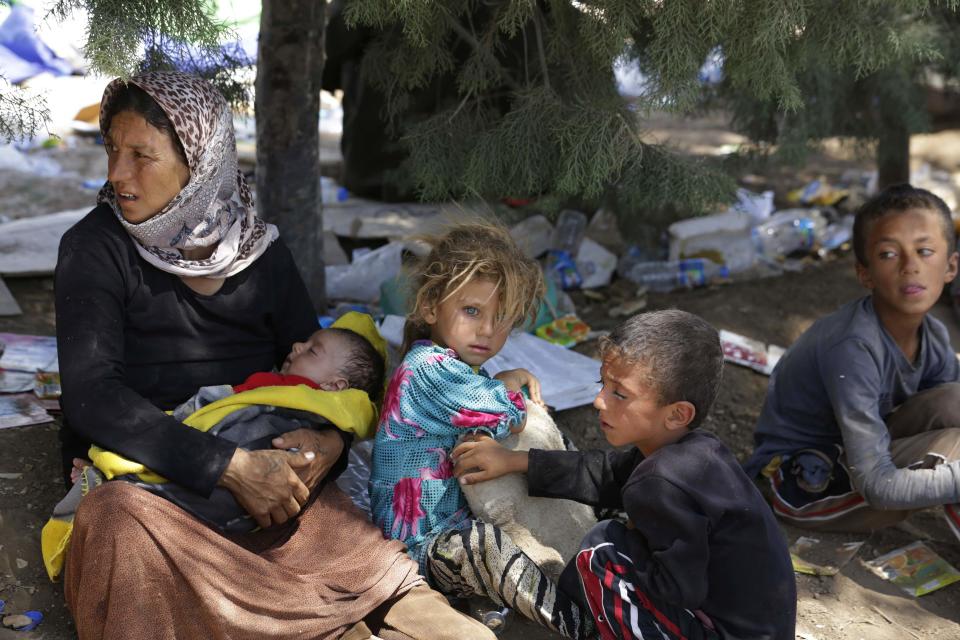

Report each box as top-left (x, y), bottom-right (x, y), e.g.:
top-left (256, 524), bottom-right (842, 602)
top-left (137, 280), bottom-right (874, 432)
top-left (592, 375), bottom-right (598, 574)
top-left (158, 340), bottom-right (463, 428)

top-left (55, 70), bottom-right (494, 640)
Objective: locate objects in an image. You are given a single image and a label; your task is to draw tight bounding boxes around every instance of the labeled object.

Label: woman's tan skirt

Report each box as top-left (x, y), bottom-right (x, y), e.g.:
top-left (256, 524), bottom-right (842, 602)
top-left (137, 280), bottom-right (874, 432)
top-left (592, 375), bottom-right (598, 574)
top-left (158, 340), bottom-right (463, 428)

top-left (65, 481), bottom-right (423, 639)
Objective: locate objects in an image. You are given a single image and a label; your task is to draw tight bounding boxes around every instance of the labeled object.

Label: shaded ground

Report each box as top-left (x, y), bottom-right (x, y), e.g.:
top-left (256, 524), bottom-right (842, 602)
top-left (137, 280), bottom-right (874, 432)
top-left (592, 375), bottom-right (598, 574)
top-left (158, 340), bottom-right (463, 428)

top-left (4, 256), bottom-right (960, 640)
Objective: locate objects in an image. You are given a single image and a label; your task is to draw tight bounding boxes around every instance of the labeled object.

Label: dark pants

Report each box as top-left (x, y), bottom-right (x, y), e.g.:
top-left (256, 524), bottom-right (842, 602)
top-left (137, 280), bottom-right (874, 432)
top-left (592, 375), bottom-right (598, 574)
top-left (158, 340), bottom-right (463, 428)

top-left (568, 520), bottom-right (720, 640)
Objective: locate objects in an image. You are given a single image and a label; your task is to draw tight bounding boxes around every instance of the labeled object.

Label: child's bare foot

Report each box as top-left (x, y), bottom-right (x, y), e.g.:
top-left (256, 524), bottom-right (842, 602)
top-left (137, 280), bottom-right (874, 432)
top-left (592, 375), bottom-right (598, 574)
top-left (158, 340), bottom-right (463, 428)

top-left (70, 457), bottom-right (92, 484)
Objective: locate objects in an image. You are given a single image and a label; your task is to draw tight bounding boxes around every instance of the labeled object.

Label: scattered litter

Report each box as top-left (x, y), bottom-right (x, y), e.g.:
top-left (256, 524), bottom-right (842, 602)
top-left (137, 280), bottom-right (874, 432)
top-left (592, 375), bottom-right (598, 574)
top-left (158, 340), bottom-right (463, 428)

top-left (0, 394), bottom-right (53, 430)
top-left (320, 175), bottom-right (349, 204)
top-left (0, 333), bottom-right (59, 372)
top-left (33, 372), bottom-right (62, 412)
top-left (34, 371), bottom-right (61, 399)
top-left (1, 610), bottom-right (43, 632)
top-left (534, 315), bottom-right (591, 348)
top-left (379, 315), bottom-right (601, 411)
top-left (14, 559), bottom-right (27, 570)
top-left (866, 541), bottom-right (960, 597)
top-left (719, 330), bottom-right (785, 375)
top-left (668, 208), bottom-right (753, 273)
top-left (545, 249), bottom-right (582, 290)
top-left (510, 214), bottom-right (553, 259)
top-left (752, 208), bottom-right (828, 259)
top-left (575, 238), bottom-right (617, 289)
top-left (0, 277), bottom-right (21, 316)
top-left (817, 214), bottom-right (854, 257)
top-left (551, 209), bottom-right (589, 257)
top-left (0, 473), bottom-right (23, 480)
top-left (584, 208), bottom-right (624, 254)
top-left (730, 187), bottom-right (775, 223)
top-left (581, 289), bottom-right (606, 302)
top-left (0, 208), bottom-right (87, 276)
top-left (787, 179), bottom-right (849, 207)
top-left (619, 258), bottom-right (727, 292)
top-left (325, 241), bottom-right (403, 302)
top-left (323, 231), bottom-right (349, 266)
top-left (790, 536), bottom-right (864, 576)
top-left (608, 298), bottom-right (647, 318)
top-left (0, 144), bottom-right (62, 178)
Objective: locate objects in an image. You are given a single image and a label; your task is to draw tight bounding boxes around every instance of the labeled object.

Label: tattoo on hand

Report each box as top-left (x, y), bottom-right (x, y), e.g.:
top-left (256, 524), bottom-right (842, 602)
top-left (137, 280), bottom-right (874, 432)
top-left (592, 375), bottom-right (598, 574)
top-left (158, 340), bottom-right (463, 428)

top-left (266, 456), bottom-right (281, 475)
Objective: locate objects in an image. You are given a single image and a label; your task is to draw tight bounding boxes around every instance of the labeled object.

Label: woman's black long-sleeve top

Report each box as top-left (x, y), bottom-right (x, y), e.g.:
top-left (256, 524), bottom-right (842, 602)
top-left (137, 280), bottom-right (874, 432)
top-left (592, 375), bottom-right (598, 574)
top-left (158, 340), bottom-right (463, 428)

top-left (55, 205), bottom-right (319, 496)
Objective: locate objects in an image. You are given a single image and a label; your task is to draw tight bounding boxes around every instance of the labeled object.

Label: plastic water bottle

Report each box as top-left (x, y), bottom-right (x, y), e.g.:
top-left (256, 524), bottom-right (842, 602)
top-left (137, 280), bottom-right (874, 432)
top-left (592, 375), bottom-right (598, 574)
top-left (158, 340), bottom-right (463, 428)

top-left (620, 258), bottom-right (728, 292)
top-left (819, 215), bottom-right (854, 252)
top-left (617, 245), bottom-right (663, 280)
top-left (752, 208), bottom-right (827, 258)
top-left (551, 209), bottom-right (589, 256)
top-left (320, 176), bottom-right (349, 204)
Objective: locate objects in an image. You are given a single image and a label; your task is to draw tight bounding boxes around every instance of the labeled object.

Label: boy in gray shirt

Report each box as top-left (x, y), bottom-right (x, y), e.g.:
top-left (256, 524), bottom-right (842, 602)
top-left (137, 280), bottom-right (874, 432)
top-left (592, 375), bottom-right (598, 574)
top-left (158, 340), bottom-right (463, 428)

top-left (745, 184), bottom-right (960, 536)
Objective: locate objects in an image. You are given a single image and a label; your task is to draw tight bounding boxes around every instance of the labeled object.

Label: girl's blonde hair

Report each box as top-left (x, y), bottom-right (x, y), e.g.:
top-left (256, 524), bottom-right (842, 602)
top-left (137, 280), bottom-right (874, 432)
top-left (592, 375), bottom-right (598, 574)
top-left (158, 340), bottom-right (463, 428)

top-left (401, 222), bottom-right (546, 355)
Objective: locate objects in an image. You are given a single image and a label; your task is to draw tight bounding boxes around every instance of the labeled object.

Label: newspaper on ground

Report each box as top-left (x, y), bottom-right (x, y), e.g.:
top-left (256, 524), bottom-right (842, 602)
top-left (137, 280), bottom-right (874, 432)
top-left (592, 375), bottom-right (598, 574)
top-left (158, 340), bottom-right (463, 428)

top-left (0, 370), bottom-right (35, 393)
top-left (866, 541), bottom-right (960, 596)
top-left (0, 333), bottom-right (58, 372)
top-left (0, 393), bottom-right (53, 430)
top-left (379, 315), bottom-right (601, 411)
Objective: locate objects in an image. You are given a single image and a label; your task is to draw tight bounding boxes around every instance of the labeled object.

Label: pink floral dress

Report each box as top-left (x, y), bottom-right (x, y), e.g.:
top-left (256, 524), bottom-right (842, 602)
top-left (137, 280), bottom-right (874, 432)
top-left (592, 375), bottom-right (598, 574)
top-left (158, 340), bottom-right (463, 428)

top-left (369, 341), bottom-right (525, 573)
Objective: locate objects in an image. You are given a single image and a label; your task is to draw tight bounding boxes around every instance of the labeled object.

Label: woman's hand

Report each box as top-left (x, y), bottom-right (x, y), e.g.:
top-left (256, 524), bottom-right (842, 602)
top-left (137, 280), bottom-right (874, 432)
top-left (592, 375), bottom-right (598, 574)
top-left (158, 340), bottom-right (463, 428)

top-left (271, 428), bottom-right (345, 491)
top-left (218, 448), bottom-right (313, 529)
top-left (452, 437), bottom-right (529, 485)
top-left (494, 368), bottom-right (544, 406)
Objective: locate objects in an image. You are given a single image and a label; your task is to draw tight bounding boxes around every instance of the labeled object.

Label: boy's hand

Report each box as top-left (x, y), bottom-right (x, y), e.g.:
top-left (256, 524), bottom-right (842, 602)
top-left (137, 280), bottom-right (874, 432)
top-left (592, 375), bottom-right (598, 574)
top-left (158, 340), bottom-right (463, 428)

top-left (452, 437), bottom-right (529, 485)
top-left (494, 368), bottom-right (544, 406)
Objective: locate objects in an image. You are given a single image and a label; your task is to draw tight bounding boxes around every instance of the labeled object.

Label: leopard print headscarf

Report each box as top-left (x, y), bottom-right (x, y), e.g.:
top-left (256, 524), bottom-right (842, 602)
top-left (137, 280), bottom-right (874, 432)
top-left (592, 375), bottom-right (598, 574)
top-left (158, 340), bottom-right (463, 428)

top-left (97, 71), bottom-right (277, 278)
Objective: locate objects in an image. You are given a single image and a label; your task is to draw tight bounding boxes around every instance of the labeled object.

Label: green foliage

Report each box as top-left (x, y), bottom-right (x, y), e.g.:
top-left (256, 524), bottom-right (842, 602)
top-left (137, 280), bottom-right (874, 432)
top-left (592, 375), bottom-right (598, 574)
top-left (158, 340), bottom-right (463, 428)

top-left (50, 0), bottom-right (232, 79)
top-left (346, 0), bottom-right (960, 224)
top-left (0, 80), bottom-right (49, 142)
top-left (726, 1), bottom-right (959, 167)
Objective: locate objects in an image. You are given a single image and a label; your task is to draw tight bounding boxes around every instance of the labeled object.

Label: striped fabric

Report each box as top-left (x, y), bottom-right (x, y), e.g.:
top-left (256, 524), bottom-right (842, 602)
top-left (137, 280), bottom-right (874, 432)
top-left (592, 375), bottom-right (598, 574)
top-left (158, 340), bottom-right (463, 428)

top-left (427, 520), bottom-right (592, 639)
top-left (574, 521), bottom-right (718, 640)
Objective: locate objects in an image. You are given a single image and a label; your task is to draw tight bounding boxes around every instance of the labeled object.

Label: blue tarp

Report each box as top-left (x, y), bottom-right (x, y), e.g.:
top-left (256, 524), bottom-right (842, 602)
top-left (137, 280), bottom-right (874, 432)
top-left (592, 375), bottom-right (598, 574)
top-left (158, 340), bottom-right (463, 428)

top-left (0, 4), bottom-right (74, 83)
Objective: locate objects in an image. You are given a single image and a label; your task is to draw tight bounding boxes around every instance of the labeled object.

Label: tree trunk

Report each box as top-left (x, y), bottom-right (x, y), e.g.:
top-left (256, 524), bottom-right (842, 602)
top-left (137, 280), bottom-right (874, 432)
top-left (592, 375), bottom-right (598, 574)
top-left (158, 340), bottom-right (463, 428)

top-left (877, 117), bottom-right (910, 190)
top-left (255, 0), bottom-right (326, 311)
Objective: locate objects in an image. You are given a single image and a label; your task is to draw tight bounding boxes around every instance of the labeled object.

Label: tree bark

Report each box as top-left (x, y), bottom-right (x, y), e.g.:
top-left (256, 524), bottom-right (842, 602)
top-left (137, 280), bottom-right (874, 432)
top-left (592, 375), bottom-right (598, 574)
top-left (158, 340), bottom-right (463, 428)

top-left (877, 115), bottom-right (911, 190)
top-left (256, 0), bottom-right (326, 310)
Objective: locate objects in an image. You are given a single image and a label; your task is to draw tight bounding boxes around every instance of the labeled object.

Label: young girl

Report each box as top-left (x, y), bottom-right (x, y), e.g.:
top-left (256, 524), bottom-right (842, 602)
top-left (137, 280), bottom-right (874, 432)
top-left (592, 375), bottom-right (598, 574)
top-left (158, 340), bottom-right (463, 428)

top-left (370, 223), bottom-right (590, 638)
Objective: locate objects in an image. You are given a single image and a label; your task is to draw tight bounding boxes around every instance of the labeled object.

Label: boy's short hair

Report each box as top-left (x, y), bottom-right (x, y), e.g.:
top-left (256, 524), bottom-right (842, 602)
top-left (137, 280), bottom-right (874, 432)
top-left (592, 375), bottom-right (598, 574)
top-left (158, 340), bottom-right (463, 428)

top-left (325, 328), bottom-right (385, 400)
top-left (853, 183), bottom-right (955, 265)
top-left (599, 310), bottom-right (723, 429)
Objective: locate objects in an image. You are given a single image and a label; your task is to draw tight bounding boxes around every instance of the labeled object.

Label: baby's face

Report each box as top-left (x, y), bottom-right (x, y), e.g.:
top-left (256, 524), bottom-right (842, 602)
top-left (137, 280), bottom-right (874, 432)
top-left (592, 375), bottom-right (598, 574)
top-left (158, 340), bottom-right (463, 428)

top-left (281, 330), bottom-right (349, 387)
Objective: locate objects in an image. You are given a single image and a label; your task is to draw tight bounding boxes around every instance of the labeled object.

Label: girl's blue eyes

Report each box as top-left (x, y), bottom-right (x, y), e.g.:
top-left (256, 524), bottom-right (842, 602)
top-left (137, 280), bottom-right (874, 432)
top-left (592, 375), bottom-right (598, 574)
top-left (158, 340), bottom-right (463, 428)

top-left (463, 306), bottom-right (479, 316)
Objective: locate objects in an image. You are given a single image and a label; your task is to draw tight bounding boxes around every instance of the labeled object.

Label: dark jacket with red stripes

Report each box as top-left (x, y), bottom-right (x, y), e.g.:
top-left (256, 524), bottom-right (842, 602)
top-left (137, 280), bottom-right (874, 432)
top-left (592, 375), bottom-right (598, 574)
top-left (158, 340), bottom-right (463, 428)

top-left (527, 430), bottom-right (796, 640)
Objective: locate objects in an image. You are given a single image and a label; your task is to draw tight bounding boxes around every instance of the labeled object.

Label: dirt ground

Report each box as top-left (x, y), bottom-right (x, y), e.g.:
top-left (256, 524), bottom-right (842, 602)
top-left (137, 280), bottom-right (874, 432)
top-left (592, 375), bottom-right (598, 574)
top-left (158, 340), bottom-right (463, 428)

top-left (5, 116), bottom-right (960, 639)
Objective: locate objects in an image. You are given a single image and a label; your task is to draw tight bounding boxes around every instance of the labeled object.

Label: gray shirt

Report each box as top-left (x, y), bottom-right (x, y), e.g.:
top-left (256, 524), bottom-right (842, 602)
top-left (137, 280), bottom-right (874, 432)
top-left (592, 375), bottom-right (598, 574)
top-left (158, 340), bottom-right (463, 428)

top-left (745, 296), bottom-right (960, 509)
